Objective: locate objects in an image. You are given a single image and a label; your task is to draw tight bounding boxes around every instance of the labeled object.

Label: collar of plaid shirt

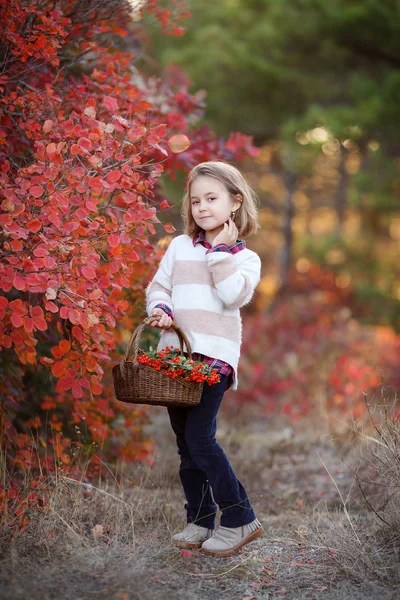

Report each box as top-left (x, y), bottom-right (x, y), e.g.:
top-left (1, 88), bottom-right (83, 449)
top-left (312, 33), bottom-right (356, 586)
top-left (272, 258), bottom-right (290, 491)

top-left (192, 229), bottom-right (246, 253)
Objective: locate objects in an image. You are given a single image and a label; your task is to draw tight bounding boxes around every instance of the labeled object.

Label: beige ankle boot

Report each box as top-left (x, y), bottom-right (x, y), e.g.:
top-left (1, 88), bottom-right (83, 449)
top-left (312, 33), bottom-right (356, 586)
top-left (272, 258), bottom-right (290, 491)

top-left (172, 523), bottom-right (215, 549)
top-left (200, 518), bottom-right (263, 557)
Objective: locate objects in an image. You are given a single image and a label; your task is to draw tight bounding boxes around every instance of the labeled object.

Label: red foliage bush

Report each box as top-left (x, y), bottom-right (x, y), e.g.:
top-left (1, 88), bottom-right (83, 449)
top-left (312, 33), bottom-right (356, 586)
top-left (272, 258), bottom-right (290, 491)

top-left (0, 0), bottom-right (258, 530)
top-left (236, 265), bottom-right (400, 423)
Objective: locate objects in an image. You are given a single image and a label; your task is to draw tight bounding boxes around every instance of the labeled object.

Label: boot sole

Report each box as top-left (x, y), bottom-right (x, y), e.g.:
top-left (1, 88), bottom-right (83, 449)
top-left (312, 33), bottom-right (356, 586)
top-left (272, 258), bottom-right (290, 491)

top-left (199, 526), bottom-right (264, 557)
top-left (172, 539), bottom-right (205, 549)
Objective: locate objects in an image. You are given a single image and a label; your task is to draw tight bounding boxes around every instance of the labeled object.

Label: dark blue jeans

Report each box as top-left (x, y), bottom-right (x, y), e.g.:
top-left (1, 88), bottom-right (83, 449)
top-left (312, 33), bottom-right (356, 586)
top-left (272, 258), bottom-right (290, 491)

top-left (167, 372), bottom-right (257, 529)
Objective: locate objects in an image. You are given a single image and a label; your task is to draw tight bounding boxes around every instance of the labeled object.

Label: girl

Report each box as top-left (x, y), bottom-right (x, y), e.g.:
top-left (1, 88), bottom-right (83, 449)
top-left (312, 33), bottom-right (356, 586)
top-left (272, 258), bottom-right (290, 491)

top-left (145, 160), bottom-right (263, 557)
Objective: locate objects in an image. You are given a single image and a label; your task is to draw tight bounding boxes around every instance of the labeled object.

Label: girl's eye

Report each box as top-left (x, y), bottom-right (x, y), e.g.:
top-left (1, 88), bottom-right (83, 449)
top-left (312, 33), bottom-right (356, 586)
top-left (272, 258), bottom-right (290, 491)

top-left (192, 197), bottom-right (216, 205)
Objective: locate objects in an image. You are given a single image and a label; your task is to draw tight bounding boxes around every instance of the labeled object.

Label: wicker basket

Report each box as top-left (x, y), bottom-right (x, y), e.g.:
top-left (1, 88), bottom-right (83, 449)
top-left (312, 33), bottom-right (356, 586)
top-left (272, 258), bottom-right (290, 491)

top-left (112, 315), bottom-right (204, 407)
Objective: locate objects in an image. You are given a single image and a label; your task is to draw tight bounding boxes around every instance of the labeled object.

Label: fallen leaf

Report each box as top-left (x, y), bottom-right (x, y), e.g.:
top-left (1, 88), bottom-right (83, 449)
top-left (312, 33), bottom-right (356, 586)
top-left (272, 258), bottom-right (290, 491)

top-left (180, 549), bottom-right (195, 557)
top-left (92, 524), bottom-right (104, 539)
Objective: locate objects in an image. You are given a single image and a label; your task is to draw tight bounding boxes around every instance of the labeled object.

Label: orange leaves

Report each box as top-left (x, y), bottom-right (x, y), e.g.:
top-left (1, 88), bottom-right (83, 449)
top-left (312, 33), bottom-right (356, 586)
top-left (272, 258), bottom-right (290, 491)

top-left (12, 304), bottom-right (47, 332)
top-left (60, 306), bottom-right (83, 325)
top-left (51, 360), bottom-right (67, 378)
top-left (163, 222), bottom-right (176, 233)
top-left (51, 339), bottom-right (71, 358)
top-left (168, 134), bottom-right (190, 153)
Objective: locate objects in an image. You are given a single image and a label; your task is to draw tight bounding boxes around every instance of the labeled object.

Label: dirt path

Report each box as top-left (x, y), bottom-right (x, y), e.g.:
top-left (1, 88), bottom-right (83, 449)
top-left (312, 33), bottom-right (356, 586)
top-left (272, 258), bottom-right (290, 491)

top-left (1, 405), bottom-right (398, 600)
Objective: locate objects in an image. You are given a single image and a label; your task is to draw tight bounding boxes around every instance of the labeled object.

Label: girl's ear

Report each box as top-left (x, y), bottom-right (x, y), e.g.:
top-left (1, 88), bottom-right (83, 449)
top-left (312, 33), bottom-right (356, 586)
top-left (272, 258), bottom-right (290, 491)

top-left (234, 194), bottom-right (243, 210)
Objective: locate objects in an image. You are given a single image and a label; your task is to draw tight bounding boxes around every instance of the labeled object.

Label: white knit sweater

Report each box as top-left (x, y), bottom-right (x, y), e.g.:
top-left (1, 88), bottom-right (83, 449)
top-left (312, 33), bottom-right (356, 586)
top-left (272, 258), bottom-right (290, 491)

top-left (145, 234), bottom-right (261, 391)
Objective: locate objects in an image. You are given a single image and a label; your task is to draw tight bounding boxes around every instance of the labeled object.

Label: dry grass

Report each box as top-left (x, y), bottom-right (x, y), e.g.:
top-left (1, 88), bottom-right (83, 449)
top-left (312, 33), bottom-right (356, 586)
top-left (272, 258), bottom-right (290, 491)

top-left (1, 394), bottom-right (400, 600)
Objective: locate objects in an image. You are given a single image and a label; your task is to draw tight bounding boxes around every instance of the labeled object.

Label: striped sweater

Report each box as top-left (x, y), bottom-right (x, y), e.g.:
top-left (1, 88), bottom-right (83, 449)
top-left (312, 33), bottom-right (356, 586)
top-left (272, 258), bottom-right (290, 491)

top-left (145, 232), bottom-right (261, 391)
top-left (154, 229), bottom-right (247, 377)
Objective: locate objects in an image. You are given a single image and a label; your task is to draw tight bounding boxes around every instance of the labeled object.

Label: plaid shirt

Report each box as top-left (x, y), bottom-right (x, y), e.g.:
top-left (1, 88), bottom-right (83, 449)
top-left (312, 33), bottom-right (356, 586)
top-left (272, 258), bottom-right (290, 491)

top-left (154, 230), bottom-right (246, 377)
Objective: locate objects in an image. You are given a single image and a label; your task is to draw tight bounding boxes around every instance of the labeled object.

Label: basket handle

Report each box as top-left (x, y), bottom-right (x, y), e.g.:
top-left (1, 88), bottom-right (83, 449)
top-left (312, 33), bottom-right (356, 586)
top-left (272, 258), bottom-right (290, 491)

top-left (123, 314), bottom-right (193, 365)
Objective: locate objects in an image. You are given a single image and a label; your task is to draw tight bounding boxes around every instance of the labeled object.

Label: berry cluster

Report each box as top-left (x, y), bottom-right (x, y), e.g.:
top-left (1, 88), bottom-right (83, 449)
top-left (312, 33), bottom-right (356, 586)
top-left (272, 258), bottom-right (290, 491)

top-left (136, 346), bottom-right (221, 386)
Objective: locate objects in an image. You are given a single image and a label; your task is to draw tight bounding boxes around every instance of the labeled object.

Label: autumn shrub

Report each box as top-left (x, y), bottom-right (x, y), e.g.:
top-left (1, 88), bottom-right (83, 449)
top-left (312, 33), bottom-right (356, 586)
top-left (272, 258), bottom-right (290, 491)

top-left (235, 264), bottom-right (400, 426)
top-left (0, 0), bottom-right (258, 533)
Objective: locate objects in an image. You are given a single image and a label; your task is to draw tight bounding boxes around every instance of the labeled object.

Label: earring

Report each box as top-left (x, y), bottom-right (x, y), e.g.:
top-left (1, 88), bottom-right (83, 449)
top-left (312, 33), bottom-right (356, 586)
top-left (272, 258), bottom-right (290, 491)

top-left (231, 211), bottom-right (236, 220)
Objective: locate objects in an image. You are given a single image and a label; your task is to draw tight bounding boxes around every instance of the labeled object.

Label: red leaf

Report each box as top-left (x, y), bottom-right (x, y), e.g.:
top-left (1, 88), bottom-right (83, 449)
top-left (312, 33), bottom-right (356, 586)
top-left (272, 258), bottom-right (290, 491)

top-left (87, 176), bottom-right (103, 191)
top-left (30, 305), bottom-right (47, 331)
top-left (159, 199), bottom-right (170, 209)
top-left (106, 170), bottom-right (121, 184)
top-left (30, 186), bottom-right (44, 198)
top-left (27, 219), bottom-right (42, 233)
top-left (56, 376), bottom-right (74, 392)
top-left (13, 274), bottom-right (26, 291)
top-left (72, 381), bottom-right (83, 398)
top-left (70, 144), bottom-right (82, 156)
top-left (81, 265), bottom-right (96, 279)
top-left (180, 550), bottom-right (195, 557)
top-left (43, 256), bottom-right (56, 268)
top-left (46, 143), bottom-right (57, 157)
top-left (45, 301), bottom-right (58, 313)
top-left (126, 250), bottom-right (139, 261)
top-left (0, 296), bottom-right (8, 311)
top-left (78, 137), bottom-right (92, 152)
top-left (103, 96), bottom-right (118, 113)
top-left (23, 316), bottom-right (34, 333)
top-left (108, 233), bottom-right (120, 248)
top-left (122, 192), bottom-right (137, 204)
top-left (0, 215), bottom-right (12, 226)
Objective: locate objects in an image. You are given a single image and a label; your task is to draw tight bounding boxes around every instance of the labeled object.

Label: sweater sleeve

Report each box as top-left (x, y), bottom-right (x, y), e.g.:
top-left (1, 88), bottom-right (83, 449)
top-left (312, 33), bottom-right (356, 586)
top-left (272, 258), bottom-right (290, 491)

top-left (154, 303), bottom-right (174, 319)
top-left (205, 250), bottom-right (261, 310)
top-left (145, 238), bottom-right (176, 317)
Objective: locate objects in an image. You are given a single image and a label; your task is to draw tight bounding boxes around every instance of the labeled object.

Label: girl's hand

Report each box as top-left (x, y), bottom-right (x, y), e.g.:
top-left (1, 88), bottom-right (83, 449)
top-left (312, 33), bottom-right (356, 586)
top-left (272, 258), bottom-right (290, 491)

top-left (212, 218), bottom-right (238, 248)
top-left (149, 308), bottom-right (173, 329)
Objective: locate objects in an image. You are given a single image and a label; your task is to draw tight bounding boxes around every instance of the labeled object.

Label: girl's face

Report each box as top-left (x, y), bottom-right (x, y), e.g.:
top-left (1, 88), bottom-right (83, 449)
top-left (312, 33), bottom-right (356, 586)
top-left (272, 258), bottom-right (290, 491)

top-left (190, 175), bottom-right (241, 239)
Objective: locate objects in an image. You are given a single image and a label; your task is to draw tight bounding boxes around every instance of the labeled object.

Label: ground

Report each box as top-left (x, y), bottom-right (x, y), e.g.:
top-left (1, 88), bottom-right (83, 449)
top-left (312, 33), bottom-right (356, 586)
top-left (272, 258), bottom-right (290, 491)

top-left (1, 401), bottom-right (398, 600)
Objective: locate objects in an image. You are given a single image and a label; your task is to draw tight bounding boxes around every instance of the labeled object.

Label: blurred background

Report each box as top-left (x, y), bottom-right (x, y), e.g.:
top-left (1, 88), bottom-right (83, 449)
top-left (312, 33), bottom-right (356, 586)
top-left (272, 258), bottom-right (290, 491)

top-left (138, 0), bottom-right (400, 423)
top-left (143, 0), bottom-right (400, 324)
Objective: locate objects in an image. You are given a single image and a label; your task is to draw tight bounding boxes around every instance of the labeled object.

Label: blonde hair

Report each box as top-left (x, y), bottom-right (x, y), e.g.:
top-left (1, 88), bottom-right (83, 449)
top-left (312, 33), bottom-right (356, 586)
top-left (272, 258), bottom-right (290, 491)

top-left (180, 160), bottom-right (261, 239)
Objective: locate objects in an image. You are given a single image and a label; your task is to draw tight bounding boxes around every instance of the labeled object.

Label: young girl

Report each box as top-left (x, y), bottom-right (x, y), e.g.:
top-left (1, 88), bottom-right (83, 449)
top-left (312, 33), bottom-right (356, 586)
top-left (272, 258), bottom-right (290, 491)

top-left (145, 160), bottom-right (263, 557)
